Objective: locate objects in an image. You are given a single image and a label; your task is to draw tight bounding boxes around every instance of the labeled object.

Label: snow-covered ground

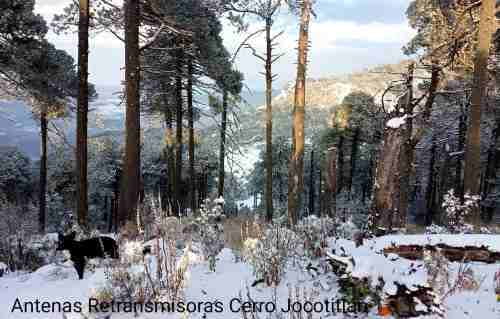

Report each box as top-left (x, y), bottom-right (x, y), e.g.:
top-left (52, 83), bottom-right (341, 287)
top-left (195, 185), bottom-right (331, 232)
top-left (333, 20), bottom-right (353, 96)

top-left (1, 235), bottom-right (499, 319)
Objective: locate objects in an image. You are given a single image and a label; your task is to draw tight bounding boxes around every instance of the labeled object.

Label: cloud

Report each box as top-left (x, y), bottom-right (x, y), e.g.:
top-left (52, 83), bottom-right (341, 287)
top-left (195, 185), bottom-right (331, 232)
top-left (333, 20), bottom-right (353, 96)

top-left (310, 20), bottom-right (415, 49)
top-left (223, 14), bottom-right (415, 89)
top-left (33, 0), bottom-right (415, 88)
top-left (34, 0), bottom-right (124, 85)
top-left (316, 0), bottom-right (411, 23)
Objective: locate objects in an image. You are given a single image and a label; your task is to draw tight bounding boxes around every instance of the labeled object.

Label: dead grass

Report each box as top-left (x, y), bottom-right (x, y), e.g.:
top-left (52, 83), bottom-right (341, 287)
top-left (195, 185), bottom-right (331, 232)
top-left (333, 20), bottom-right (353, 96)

top-left (223, 216), bottom-right (264, 252)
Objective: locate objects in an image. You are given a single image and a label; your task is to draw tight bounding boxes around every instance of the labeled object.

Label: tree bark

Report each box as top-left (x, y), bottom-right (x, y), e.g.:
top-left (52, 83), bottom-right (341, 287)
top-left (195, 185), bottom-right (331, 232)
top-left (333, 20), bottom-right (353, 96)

top-left (39, 108), bottom-right (47, 234)
top-left (265, 18), bottom-right (274, 223)
top-left (218, 90), bottom-right (228, 198)
top-left (288, 0), bottom-right (311, 226)
top-left (463, 0), bottom-right (495, 224)
top-left (187, 57), bottom-right (196, 214)
top-left (76, 0), bottom-right (89, 228)
top-left (119, 0), bottom-right (141, 225)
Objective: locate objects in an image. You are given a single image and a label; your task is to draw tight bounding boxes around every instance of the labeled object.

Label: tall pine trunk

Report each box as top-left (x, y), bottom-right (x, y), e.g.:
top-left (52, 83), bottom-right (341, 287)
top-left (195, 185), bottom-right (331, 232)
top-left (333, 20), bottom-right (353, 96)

top-left (39, 108), bottom-right (47, 233)
top-left (265, 18), bottom-right (274, 223)
top-left (318, 166), bottom-right (323, 216)
top-left (456, 112), bottom-right (467, 200)
top-left (76, 0), bottom-right (89, 228)
top-left (288, 0), bottom-right (311, 226)
top-left (174, 51), bottom-right (183, 216)
top-left (438, 145), bottom-right (451, 222)
top-left (463, 0), bottom-right (496, 224)
top-left (348, 128), bottom-right (360, 195)
top-left (425, 136), bottom-right (437, 225)
top-left (218, 91), bottom-right (228, 198)
top-left (162, 84), bottom-right (174, 210)
top-left (119, 0), bottom-right (141, 224)
top-left (326, 147), bottom-right (337, 219)
top-left (187, 57), bottom-right (196, 213)
top-left (308, 149), bottom-right (315, 215)
top-left (337, 135), bottom-right (344, 193)
top-left (483, 116), bottom-right (500, 220)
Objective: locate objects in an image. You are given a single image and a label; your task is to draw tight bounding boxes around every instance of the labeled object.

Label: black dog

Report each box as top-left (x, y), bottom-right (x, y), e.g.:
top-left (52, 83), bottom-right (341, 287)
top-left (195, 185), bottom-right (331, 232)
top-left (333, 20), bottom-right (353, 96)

top-left (56, 232), bottom-right (119, 280)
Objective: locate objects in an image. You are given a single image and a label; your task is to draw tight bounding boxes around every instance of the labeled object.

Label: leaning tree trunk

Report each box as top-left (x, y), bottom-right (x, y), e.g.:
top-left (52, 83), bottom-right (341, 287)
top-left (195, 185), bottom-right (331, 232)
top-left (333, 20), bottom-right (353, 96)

top-left (463, 0), bottom-right (496, 225)
top-left (187, 57), bottom-right (196, 214)
top-left (370, 63), bottom-right (420, 232)
top-left (398, 63), bottom-right (415, 228)
top-left (119, 0), bottom-right (141, 225)
top-left (76, 0), bottom-right (89, 228)
top-left (39, 107), bottom-right (48, 234)
top-left (218, 90), bottom-right (228, 198)
top-left (265, 18), bottom-right (274, 223)
top-left (370, 127), bottom-right (404, 232)
top-left (288, 0), bottom-right (311, 226)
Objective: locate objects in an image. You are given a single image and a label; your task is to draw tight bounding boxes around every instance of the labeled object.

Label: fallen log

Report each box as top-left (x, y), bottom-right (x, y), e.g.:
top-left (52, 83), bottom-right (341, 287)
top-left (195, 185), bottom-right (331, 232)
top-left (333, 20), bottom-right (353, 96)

top-left (325, 253), bottom-right (443, 318)
top-left (383, 244), bottom-right (500, 263)
top-left (386, 283), bottom-right (444, 318)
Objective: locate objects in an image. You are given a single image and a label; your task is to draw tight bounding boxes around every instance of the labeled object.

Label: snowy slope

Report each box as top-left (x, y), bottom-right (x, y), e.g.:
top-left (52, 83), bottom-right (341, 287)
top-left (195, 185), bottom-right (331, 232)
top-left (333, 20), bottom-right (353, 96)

top-left (1, 235), bottom-right (499, 319)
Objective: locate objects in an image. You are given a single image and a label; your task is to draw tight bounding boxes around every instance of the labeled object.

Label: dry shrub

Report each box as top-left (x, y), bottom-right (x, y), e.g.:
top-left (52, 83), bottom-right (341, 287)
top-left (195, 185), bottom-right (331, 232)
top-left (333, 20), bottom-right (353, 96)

top-left (443, 263), bottom-right (485, 299)
top-left (425, 249), bottom-right (486, 300)
top-left (424, 249), bottom-right (451, 296)
top-left (99, 198), bottom-right (190, 308)
top-left (243, 224), bottom-right (298, 287)
top-left (295, 216), bottom-right (335, 258)
top-left (149, 237), bottom-right (189, 302)
top-left (286, 286), bottom-right (321, 319)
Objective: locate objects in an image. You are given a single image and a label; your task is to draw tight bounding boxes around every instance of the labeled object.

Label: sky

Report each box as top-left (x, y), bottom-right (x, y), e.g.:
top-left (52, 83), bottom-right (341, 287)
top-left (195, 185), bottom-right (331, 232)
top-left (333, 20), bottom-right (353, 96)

top-left (34, 0), bottom-right (416, 90)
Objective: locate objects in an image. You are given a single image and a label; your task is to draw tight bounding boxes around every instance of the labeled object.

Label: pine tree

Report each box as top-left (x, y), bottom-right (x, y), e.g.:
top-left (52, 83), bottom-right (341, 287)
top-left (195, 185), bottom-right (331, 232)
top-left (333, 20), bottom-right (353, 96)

top-left (76, 0), bottom-right (90, 228)
top-left (288, 0), bottom-right (312, 226)
top-left (119, 0), bottom-right (141, 224)
top-left (463, 0), bottom-right (496, 225)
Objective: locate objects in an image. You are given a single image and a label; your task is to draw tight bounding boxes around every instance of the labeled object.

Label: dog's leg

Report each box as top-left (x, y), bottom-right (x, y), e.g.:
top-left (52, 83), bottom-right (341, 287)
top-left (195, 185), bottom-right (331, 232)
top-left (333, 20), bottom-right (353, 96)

top-left (73, 257), bottom-right (85, 280)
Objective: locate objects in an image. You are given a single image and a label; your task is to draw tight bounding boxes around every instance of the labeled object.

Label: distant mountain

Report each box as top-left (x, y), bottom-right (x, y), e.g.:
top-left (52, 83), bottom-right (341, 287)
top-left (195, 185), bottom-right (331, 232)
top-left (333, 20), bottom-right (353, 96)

top-left (0, 99), bottom-right (40, 159)
top-left (0, 61), bottom-right (417, 161)
top-left (231, 60), bottom-right (421, 177)
top-left (269, 60), bottom-right (419, 112)
top-left (0, 86), bottom-right (268, 159)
